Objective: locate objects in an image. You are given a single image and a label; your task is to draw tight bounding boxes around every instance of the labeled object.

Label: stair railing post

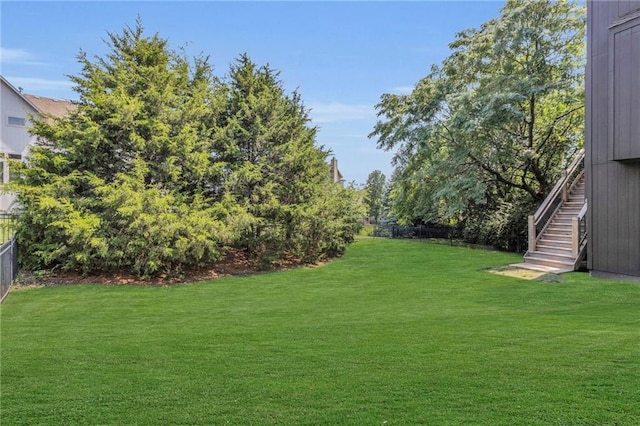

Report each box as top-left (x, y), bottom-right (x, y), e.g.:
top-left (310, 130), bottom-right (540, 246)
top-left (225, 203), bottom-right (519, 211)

top-left (571, 217), bottom-right (579, 256)
top-left (528, 215), bottom-right (536, 253)
top-left (561, 169), bottom-right (568, 202)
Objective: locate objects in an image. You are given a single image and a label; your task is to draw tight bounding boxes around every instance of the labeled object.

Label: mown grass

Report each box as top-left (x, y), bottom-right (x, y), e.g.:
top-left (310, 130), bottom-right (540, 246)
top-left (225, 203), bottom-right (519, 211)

top-left (1, 238), bottom-right (639, 425)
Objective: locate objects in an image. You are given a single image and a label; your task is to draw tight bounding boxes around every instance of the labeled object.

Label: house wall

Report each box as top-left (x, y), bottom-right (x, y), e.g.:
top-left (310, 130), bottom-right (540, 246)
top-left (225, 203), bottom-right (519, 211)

top-left (586, 0), bottom-right (640, 279)
top-left (1, 79), bottom-right (39, 210)
top-left (1, 79), bottom-right (38, 156)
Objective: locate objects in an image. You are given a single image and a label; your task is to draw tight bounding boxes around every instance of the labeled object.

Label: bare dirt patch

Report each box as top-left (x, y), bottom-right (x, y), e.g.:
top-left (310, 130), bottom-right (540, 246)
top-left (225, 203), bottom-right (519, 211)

top-left (486, 266), bottom-right (566, 283)
top-left (486, 267), bottom-right (546, 280)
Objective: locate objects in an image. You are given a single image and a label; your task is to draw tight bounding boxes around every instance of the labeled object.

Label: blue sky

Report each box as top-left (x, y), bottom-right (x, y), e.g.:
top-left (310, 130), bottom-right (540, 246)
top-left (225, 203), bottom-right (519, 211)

top-left (1, 1), bottom-right (504, 184)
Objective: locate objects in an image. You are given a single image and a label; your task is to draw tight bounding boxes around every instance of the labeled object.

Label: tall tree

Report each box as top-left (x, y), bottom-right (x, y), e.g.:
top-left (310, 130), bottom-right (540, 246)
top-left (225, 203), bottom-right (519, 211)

top-left (215, 55), bottom-right (363, 264)
top-left (370, 0), bottom-right (585, 248)
top-left (364, 170), bottom-right (387, 223)
top-left (13, 21), bottom-right (231, 277)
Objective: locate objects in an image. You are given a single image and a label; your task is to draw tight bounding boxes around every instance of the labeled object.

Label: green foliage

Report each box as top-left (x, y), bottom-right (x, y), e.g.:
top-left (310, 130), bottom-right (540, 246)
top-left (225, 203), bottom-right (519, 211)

top-left (287, 183), bottom-right (365, 263)
top-left (370, 0), bottom-right (585, 248)
top-left (364, 170), bottom-right (387, 223)
top-left (213, 55), bottom-right (363, 265)
top-left (462, 195), bottom-right (538, 252)
top-left (13, 22), bottom-right (361, 277)
top-left (95, 164), bottom-right (230, 276)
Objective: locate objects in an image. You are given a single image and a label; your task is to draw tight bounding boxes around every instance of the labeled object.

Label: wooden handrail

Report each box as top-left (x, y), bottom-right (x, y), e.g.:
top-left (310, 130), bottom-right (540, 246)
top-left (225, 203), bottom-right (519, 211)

top-left (577, 200), bottom-right (588, 220)
top-left (533, 148), bottom-right (585, 223)
top-left (572, 200), bottom-right (588, 261)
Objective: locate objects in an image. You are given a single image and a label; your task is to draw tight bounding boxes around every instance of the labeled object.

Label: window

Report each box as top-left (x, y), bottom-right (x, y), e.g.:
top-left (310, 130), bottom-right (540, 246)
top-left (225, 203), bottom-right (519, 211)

top-left (7, 116), bottom-right (26, 126)
top-left (0, 155), bottom-right (21, 183)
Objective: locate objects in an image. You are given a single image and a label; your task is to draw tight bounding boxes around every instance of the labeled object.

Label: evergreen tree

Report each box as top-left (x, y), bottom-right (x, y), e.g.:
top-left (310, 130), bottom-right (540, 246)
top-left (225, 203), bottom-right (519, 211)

top-left (216, 55), bottom-right (362, 264)
top-left (14, 22), bottom-right (230, 277)
top-left (12, 23), bottom-right (363, 277)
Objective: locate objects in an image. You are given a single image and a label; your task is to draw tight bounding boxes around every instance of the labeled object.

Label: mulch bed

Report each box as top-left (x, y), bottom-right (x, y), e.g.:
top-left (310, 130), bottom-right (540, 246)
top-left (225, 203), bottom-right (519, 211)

top-left (13, 249), bottom-right (311, 288)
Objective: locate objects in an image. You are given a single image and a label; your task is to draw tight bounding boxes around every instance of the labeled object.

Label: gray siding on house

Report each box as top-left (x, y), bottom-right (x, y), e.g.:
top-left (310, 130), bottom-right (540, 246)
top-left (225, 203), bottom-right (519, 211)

top-left (586, 1), bottom-right (640, 278)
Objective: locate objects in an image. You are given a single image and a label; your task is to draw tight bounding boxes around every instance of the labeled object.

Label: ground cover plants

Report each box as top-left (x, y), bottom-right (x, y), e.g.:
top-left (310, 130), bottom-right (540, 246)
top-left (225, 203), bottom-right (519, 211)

top-left (1, 238), bottom-right (639, 424)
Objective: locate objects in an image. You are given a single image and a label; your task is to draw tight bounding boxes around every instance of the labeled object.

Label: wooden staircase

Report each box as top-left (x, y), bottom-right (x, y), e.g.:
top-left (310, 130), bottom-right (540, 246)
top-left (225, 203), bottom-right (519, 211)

top-left (523, 177), bottom-right (585, 271)
top-left (514, 149), bottom-right (587, 273)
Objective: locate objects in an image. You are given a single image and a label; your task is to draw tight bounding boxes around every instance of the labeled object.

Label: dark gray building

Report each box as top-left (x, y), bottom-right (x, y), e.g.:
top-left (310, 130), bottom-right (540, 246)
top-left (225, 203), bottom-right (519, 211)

top-left (586, 0), bottom-right (640, 280)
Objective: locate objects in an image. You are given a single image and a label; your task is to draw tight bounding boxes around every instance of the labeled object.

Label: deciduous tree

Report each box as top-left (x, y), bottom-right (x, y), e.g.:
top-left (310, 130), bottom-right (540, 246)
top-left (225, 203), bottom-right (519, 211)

top-left (370, 0), bottom-right (585, 249)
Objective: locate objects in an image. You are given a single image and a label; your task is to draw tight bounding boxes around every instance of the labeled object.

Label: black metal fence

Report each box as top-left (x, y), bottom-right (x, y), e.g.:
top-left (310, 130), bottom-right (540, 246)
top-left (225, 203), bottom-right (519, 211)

top-left (0, 214), bottom-right (18, 302)
top-left (373, 224), bottom-right (461, 240)
top-left (0, 237), bottom-right (18, 302)
top-left (0, 213), bottom-right (16, 244)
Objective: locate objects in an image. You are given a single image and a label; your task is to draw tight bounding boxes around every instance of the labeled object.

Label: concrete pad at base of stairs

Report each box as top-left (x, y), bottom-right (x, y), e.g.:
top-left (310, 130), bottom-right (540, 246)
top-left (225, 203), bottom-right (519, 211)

top-left (508, 263), bottom-right (574, 274)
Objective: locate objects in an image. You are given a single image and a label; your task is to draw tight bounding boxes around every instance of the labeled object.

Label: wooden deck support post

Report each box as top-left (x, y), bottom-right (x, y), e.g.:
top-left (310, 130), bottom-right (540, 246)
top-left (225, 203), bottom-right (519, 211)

top-left (528, 215), bottom-right (536, 253)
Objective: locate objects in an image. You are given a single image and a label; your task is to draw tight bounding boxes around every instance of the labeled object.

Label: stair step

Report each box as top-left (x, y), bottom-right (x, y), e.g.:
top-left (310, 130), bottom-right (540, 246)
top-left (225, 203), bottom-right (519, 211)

top-left (524, 252), bottom-right (575, 269)
top-left (545, 223), bottom-right (572, 230)
top-left (528, 250), bottom-right (575, 261)
top-left (537, 240), bottom-right (572, 249)
top-left (536, 245), bottom-right (573, 255)
top-left (551, 222), bottom-right (576, 228)
top-left (546, 222), bottom-right (573, 228)
top-left (543, 232), bottom-right (573, 240)
top-left (537, 240), bottom-right (572, 248)
top-left (543, 230), bottom-right (572, 237)
top-left (524, 258), bottom-right (574, 270)
top-left (561, 203), bottom-right (584, 208)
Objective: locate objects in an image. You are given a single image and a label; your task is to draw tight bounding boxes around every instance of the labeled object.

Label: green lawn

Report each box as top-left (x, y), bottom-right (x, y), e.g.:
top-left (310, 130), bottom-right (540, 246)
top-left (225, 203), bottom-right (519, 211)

top-left (1, 238), bottom-right (639, 425)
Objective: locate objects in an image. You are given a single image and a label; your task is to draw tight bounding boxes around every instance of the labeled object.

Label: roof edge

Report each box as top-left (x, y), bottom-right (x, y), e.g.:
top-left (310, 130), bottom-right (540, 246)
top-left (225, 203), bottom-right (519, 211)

top-left (1, 75), bottom-right (43, 114)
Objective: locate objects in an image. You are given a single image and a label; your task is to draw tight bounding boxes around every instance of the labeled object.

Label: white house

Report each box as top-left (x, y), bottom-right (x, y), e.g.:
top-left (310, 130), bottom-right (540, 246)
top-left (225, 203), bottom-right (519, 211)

top-left (0, 76), bottom-right (75, 210)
